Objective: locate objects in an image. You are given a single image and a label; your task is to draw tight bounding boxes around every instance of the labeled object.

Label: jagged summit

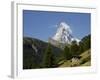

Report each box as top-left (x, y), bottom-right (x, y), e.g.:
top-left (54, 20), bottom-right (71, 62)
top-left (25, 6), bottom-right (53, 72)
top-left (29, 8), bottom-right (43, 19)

top-left (49, 22), bottom-right (80, 46)
top-left (52, 22), bottom-right (73, 44)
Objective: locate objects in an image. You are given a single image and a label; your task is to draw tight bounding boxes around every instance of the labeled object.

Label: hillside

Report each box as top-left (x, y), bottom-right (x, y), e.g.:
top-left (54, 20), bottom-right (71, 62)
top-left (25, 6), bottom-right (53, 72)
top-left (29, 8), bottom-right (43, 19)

top-left (23, 37), bottom-right (62, 69)
top-left (58, 49), bottom-right (91, 67)
top-left (23, 34), bottom-right (91, 69)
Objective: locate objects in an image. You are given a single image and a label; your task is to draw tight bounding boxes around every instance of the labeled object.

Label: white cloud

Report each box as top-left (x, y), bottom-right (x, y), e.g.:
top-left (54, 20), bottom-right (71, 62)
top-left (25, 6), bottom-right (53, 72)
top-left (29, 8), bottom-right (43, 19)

top-left (48, 24), bottom-right (58, 28)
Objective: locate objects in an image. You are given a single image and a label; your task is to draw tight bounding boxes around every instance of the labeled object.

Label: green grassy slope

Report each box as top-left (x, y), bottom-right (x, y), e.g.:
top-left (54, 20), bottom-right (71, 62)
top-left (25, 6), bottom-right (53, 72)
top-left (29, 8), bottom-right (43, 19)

top-left (58, 49), bottom-right (91, 67)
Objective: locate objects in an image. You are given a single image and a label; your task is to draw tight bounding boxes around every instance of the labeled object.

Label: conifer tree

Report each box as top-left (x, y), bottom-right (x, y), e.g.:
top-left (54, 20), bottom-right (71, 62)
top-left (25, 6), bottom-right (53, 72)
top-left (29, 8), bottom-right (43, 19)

top-left (42, 43), bottom-right (55, 68)
top-left (70, 40), bottom-right (79, 56)
top-left (63, 46), bottom-right (72, 60)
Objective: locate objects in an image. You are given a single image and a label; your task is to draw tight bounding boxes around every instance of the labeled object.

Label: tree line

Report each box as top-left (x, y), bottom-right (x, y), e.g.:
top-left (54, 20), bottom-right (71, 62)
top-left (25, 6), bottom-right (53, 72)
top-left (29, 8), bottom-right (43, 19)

top-left (42, 34), bottom-right (91, 68)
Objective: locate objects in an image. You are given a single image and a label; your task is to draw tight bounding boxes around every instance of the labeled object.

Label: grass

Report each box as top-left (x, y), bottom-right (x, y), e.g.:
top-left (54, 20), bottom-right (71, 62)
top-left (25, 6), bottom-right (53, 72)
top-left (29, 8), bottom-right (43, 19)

top-left (58, 49), bottom-right (91, 67)
top-left (79, 49), bottom-right (91, 65)
top-left (81, 60), bottom-right (91, 66)
top-left (59, 60), bottom-right (71, 67)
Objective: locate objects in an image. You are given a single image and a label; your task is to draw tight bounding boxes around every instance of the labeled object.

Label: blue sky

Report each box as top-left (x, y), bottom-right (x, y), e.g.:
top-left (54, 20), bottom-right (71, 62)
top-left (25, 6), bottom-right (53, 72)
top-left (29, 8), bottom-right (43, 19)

top-left (23, 10), bottom-right (90, 41)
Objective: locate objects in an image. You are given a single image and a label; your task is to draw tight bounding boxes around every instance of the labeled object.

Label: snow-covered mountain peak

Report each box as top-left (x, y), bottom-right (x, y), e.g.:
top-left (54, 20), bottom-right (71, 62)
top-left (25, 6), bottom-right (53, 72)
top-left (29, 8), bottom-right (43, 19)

top-left (58, 22), bottom-right (72, 34)
top-left (51, 22), bottom-right (80, 44)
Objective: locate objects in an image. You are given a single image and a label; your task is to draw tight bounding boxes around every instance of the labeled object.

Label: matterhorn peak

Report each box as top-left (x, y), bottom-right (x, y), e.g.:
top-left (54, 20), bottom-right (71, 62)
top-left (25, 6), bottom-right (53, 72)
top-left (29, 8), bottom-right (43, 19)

top-left (49, 21), bottom-right (80, 45)
top-left (58, 22), bottom-right (72, 34)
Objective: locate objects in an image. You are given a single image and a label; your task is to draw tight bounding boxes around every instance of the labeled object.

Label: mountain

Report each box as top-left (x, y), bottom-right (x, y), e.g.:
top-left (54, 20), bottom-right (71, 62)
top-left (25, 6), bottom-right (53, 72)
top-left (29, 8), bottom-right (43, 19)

top-left (49, 22), bottom-right (80, 47)
top-left (23, 37), bottom-right (62, 69)
top-left (23, 22), bottom-right (90, 69)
